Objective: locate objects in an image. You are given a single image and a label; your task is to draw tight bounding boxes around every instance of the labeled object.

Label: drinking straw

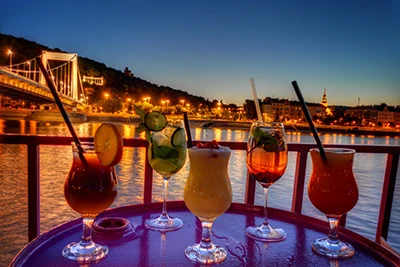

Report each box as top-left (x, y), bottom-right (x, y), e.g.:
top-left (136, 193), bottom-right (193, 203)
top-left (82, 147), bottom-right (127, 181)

top-left (250, 78), bottom-right (263, 122)
top-left (183, 112), bottom-right (193, 148)
top-left (291, 80), bottom-right (327, 161)
top-left (37, 59), bottom-right (84, 154)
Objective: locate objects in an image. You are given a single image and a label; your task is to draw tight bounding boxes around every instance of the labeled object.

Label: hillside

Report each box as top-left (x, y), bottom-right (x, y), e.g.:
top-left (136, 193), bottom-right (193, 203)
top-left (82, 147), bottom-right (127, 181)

top-left (0, 33), bottom-right (212, 109)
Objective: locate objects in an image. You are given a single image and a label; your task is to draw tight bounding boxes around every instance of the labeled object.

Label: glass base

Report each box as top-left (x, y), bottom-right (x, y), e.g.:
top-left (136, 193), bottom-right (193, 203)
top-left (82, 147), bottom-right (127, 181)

top-left (62, 241), bottom-right (108, 262)
top-left (145, 215), bottom-right (183, 232)
top-left (312, 237), bottom-right (355, 259)
top-left (185, 243), bottom-right (227, 264)
top-left (246, 225), bottom-right (287, 242)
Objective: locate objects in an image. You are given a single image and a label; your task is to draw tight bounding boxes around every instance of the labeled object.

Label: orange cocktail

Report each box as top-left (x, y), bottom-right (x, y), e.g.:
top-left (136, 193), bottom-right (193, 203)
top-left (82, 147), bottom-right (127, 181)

top-left (308, 148), bottom-right (358, 259)
top-left (308, 148), bottom-right (358, 216)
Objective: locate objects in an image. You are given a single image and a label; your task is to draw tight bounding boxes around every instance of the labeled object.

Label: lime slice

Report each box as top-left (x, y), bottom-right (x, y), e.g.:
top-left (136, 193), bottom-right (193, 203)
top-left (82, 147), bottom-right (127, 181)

top-left (171, 128), bottom-right (186, 147)
top-left (94, 123), bottom-right (123, 166)
top-left (144, 112), bottom-right (167, 132)
top-left (150, 158), bottom-right (178, 176)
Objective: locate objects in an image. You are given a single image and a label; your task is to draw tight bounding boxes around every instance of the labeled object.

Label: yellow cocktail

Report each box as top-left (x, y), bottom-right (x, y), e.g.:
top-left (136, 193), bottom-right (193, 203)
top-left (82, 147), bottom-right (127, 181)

top-left (184, 141), bottom-right (232, 264)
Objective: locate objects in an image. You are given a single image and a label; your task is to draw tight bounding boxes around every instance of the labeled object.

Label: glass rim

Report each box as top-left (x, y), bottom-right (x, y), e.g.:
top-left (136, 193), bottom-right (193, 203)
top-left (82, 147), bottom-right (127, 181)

top-left (71, 142), bottom-right (96, 153)
top-left (311, 148), bottom-right (355, 154)
top-left (251, 121), bottom-right (284, 127)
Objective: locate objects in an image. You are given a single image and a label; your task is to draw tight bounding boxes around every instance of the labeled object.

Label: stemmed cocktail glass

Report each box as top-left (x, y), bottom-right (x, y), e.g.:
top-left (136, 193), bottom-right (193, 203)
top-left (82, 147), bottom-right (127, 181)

top-left (145, 120), bottom-right (187, 231)
top-left (63, 142), bottom-right (118, 262)
top-left (184, 142), bottom-right (232, 264)
top-left (308, 148), bottom-right (359, 259)
top-left (246, 121), bottom-right (288, 242)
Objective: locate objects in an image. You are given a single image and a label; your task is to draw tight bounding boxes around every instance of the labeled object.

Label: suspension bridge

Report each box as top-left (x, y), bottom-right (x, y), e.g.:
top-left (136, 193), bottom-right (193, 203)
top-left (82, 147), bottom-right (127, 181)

top-left (0, 51), bottom-right (88, 109)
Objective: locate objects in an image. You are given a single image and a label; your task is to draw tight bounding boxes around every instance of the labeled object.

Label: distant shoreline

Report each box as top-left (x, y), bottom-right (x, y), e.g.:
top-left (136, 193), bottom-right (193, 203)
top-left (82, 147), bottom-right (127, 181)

top-left (0, 109), bottom-right (399, 137)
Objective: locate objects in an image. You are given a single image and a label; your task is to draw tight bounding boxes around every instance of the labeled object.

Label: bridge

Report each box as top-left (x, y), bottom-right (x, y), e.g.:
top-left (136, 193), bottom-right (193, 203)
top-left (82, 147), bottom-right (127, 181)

top-left (0, 51), bottom-right (88, 109)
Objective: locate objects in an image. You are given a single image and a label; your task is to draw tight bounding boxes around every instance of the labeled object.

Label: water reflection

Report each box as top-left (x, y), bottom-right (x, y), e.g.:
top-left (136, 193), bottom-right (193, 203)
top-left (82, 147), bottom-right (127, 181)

top-left (0, 122), bottom-right (400, 267)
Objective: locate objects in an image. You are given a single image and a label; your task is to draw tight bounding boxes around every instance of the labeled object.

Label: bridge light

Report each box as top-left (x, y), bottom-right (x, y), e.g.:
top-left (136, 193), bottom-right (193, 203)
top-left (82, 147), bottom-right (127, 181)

top-left (7, 50), bottom-right (12, 69)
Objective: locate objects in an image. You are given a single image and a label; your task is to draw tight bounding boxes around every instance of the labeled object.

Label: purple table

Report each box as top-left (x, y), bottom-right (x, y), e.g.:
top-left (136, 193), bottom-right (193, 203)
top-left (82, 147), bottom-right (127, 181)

top-left (11, 202), bottom-right (400, 266)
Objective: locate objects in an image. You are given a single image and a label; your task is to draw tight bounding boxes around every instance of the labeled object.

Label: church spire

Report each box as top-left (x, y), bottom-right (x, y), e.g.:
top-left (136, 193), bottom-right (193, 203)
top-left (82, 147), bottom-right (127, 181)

top-left (321, 87), bottom-right (328, 107)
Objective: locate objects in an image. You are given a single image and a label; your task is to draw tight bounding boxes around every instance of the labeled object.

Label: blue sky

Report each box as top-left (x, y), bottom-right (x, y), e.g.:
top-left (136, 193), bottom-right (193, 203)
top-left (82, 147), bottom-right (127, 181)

top-left (1, 0), bottom-right (399, 106)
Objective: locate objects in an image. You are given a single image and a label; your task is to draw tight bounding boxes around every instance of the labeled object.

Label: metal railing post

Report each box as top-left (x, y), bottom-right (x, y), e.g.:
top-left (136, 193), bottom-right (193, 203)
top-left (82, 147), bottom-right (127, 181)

top-left (27, 143), bottom-right (40, 241)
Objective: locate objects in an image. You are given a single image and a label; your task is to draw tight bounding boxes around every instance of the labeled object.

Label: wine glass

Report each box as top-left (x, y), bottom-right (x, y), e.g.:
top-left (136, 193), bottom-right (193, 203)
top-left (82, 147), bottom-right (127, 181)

top-left (308, 148), bottom-right (359, 259)
top-left (245, 121), bottom-right (288, 242)
top-left (184, 143), bottom-right (232, 264)
top-left (63, 142), bottom-right (118, 262)
top-left (145, 120), bottom-right (187, 231)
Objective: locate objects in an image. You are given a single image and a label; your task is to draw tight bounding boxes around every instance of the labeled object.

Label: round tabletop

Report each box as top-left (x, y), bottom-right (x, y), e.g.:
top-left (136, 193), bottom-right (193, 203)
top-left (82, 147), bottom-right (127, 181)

top-left (11, 202), bottom-right (399, 267)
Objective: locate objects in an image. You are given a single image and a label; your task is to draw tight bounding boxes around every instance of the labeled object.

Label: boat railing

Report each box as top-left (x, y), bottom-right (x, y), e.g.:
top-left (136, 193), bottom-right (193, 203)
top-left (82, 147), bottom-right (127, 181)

top-left (0, 134), bottom-right (398, 249)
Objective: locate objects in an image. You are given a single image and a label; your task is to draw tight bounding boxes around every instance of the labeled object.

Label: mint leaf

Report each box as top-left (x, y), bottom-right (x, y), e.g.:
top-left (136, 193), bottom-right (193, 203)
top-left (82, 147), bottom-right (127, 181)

top-left (134, 104), bottom-right (146, 119)
top-left (153, 145), bottom-right (179, 159)
top-left (251, 127), bottom-right (280, 152)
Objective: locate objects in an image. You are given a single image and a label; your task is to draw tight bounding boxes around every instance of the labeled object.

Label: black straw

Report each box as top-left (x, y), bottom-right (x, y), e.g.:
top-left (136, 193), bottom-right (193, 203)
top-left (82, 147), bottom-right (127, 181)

top-left (291, 81), bottom-right (327, 161)
top-left (183, 112), bottom-right (193, 148)
top-left (37, 59), bottom-right (84, 154)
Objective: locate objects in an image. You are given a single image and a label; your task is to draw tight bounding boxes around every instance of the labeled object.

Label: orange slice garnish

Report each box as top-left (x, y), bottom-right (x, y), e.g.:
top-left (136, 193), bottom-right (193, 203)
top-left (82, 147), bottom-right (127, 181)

top-left (94, 123), bottom-right (123, 166)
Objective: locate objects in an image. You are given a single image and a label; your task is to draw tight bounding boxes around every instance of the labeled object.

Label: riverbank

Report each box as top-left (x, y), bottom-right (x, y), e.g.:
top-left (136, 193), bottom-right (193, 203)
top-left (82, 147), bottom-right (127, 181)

top-left (0, 109), bottom-right (399, 137)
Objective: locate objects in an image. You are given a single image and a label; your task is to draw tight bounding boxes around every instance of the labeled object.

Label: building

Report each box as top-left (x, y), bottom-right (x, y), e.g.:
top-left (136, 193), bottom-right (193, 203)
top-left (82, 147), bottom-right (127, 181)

top-left (260, 98), bottom-right (326, 122)
top-left (124, 67), bottom-right (134, 77)
top-left (82, 75), bottom-right (104, 86)
top-left (377, 105), bottom-right (394, 126)
top-left (344, 106), bottom-right (378, 126)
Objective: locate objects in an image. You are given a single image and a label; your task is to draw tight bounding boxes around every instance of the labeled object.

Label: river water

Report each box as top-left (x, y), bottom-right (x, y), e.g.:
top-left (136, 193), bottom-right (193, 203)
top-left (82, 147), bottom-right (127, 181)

top-left (0, 119), bottom-right (399, 266)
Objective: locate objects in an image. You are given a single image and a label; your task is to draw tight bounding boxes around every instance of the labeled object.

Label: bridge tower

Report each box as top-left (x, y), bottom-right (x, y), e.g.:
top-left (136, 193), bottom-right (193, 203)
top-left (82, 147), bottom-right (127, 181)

top-left (39, 51), bottom-right (79, 99)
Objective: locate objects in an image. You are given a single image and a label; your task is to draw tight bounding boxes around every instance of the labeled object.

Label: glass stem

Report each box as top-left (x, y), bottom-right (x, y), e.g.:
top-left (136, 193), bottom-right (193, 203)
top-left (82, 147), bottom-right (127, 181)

top-left (261, 187), bottom-right (269, 228)
top-left (80, 217), bottom-right (94, 246)
top-left (199, 221), bottom-right (214, 249)
top-left (327, 215), bottom-right (340, 243)
top-left (161, 177), bottom-right (170, 219)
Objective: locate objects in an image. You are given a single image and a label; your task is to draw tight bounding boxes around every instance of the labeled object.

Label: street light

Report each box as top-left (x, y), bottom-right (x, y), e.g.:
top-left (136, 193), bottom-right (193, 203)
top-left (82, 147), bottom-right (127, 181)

top-left (161, 100), bottom-right (166, 106)
top-left (166, 100), bottom-right (170, 106)
top-left (180, 99), bottom-right (185, 106)
top-left (105, 93), bottom-right (109, 100)
top-left (7, 50), bottom-right (12, 69)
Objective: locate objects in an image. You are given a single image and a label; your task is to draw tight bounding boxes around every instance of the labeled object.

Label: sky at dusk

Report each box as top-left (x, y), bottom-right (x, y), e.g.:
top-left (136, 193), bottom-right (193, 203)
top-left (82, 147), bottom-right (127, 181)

top-left (1, 0), bottom-right (399, 106)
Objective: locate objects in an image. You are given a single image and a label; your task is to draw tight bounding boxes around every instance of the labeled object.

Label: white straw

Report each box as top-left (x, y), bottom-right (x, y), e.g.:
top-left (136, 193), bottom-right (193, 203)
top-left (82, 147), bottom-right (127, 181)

top-left (250, 78), bottom-right (263, 122)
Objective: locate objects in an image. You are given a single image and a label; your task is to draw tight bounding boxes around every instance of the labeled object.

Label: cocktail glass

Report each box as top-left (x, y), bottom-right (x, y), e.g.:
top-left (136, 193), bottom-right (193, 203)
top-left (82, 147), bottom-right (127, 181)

top-left (245, 121), bottom-right (288, 242)
top-left (308, 148), bottom-right (359, 259)
top-left (145, 120), bottom-right (187, 231)
top-left (63, 142), bottom-right (118, 262)
top-left (184, 144), bottom-right (232, 264)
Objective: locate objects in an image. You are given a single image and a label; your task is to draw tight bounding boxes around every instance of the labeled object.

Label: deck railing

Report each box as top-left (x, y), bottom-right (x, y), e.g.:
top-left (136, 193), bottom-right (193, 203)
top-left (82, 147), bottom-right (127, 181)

top-left (0, 134), bottom-right (398, 246)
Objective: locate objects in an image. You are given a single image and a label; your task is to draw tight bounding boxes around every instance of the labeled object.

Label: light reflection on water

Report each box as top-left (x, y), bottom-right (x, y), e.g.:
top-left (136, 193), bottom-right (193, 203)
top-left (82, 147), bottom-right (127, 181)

top-left (0, 120), bottom-right (399, 266)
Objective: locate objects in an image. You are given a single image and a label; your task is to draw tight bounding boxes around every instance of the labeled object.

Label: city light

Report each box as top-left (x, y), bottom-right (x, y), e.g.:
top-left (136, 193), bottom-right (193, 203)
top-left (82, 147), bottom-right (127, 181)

top-left (180, 99), bottom-right (185, 106)
top-left (7, 49), bottom-right (12, 69)
top-left (104, 93), bottom-right (109, 100)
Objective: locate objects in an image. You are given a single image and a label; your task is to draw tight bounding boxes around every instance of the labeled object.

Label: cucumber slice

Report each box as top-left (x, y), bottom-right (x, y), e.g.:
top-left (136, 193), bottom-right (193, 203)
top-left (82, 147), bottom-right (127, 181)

top-left (171, 128), bottom-right (186, 147)
top-left (144, 112), bottom-right (167, 132)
